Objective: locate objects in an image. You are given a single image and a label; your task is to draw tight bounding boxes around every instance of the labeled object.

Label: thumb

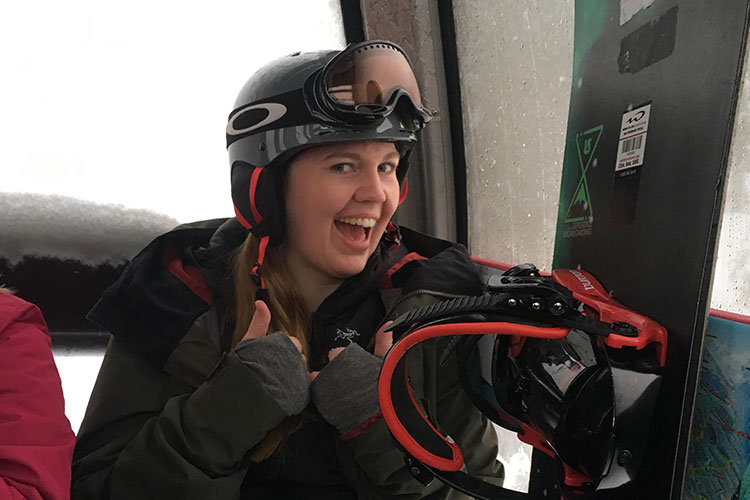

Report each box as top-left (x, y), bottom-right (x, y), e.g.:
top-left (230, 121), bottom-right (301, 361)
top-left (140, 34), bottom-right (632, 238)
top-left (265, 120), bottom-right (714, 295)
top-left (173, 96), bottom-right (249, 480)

top-left (241, 300), bottom-right (272, 342)
top-left (374, 321), bottom-right (394, 358)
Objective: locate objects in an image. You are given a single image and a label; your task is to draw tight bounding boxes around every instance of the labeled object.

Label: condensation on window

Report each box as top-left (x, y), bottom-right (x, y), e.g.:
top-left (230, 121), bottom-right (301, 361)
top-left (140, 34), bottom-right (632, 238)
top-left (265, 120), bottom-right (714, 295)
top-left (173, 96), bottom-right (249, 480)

top-left (711, 64), bottom-right (750, 317)
top-left (454, 0), bottom-right (575, 273)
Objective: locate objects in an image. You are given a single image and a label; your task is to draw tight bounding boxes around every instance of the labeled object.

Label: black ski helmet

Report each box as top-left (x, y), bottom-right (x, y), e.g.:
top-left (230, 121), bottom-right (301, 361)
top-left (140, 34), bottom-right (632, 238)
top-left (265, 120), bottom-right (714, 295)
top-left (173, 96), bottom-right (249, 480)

top-left (226, 40), bottom-right (434, 247)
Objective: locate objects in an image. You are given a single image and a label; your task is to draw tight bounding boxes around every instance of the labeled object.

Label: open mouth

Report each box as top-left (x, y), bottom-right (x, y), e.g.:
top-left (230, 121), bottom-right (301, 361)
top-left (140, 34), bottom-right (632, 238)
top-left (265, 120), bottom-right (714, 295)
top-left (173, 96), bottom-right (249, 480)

top-left (334, 217), bottom-right (375, 244)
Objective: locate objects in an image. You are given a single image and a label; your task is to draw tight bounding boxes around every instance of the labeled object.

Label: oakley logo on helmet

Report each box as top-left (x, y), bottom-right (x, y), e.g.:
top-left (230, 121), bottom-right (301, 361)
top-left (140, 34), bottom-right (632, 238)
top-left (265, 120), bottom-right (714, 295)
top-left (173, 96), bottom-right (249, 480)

top-left (570, 269), bottom-right (596, 291)
top-left (227, 102), bottom-right (287, 136)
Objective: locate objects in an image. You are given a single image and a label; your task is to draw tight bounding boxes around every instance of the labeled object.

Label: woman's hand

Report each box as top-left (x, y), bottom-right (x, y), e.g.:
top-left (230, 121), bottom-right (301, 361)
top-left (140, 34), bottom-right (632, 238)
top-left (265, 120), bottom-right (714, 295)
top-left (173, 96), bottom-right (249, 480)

top-left (241, 300), bottom-right (272, 341)
top-left (309, 322), bottom-right (394, 437)
top-left (241, 300), bottom-right (304, 355)
top-left (373, 321), bottom-right (394, 358)
top-left (234, 300), bottom-right (309, 417)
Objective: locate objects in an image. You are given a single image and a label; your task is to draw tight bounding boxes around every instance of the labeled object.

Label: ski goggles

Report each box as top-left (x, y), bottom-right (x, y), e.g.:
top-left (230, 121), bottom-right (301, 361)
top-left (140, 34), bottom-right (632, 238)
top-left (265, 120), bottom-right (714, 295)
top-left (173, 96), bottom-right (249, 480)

top-left (306, 40), bottom-right (435, 132)
top-left (378, 266), bottom-right (667, 500)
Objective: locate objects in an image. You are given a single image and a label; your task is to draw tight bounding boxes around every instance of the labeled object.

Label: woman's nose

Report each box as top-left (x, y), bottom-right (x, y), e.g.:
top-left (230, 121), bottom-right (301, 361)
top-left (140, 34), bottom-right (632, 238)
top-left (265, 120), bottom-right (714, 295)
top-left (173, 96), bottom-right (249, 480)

top-left (354, 167), bottom-right (387, 203)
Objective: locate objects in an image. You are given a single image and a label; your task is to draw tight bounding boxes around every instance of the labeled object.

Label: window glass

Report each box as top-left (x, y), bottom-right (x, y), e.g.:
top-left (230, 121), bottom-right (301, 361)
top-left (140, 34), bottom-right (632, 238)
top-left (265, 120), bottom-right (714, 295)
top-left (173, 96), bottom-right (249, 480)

top-left (3, 0), bottom-right (345, 434)
top-left (3, 0), bottom-right (344, 224)
top-left (455, 1), bottom-right (574, 272)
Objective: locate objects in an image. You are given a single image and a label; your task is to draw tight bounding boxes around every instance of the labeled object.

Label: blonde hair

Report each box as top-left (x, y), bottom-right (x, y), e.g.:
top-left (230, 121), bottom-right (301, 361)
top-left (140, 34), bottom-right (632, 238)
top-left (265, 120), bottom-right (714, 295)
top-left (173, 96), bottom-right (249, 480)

top-left (0, 285), bottom-right (14, 295)
top-left (231, 232), bottom-right (311, 462)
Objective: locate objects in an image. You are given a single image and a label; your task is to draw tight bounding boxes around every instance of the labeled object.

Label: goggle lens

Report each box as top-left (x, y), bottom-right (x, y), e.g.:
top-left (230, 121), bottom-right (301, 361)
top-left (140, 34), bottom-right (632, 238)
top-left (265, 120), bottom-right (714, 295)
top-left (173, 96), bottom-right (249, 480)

top-left (325, 42), bottom-right (423, 109)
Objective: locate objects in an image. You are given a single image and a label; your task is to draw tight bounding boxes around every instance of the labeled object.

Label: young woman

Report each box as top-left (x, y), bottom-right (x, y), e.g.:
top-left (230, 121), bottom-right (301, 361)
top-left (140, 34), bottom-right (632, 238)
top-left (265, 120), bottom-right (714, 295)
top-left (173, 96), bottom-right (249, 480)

top-left (0, 286), bottom-right (75, 500)
top-left (72, 41), bottom-right (502, 499)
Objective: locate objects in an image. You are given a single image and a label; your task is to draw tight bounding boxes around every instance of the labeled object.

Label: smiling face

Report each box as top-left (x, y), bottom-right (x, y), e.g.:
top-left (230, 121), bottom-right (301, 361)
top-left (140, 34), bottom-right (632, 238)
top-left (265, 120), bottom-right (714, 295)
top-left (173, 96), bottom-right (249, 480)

top-left (282, 141), bottom-right (401, 294)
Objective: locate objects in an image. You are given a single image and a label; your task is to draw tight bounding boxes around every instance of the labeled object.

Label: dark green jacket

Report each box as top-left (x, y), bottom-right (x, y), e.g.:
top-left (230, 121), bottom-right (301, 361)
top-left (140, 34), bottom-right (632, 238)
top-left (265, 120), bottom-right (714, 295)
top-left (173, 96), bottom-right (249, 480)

top-left (72, 219), bottom-right (502, 499)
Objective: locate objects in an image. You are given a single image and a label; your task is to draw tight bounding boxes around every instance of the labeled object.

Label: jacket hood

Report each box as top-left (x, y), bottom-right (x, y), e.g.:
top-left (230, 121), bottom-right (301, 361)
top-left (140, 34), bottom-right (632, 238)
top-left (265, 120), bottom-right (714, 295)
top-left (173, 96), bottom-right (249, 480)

top-left (87, 218), bottom-right (240, 367)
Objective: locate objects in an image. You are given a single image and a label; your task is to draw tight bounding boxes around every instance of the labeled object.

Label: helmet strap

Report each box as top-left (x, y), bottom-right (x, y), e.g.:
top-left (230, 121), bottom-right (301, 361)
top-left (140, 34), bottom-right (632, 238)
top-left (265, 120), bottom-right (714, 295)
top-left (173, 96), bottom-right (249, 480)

top-left (398, 177), bottom-right (409, 205)
top-left (251, 235), bottom-right (271, 303)
top-left (385, 221), bottom-right (402, 250)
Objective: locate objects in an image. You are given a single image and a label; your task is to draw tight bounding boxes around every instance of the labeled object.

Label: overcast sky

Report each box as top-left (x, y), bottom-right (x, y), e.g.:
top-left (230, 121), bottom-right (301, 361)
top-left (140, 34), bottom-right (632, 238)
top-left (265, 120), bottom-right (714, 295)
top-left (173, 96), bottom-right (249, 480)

top-left (2, 0), bottom-right (345, 223)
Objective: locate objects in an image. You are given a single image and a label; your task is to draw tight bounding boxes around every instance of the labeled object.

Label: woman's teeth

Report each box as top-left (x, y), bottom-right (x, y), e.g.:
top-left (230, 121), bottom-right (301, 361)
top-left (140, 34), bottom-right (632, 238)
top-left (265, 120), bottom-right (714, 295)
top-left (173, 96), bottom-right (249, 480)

top-left (336, 217), bottom-right (376, 228)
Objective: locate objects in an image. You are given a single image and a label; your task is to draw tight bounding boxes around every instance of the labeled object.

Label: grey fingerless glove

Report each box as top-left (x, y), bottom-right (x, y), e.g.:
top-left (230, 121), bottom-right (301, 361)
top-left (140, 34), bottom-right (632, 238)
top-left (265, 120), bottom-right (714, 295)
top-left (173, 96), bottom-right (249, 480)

top-left (234, 331), bottom-right (310, 416)
top-left (311, 343), bottom-right (382, 436)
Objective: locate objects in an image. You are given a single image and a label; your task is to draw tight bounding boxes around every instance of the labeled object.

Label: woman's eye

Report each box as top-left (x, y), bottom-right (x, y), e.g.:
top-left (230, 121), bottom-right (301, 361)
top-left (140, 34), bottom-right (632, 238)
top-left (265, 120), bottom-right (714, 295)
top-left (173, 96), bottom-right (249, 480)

top-left (332, 163), bottom-right (353, 173)
top-left (378, 163), bottom-right (396, 174)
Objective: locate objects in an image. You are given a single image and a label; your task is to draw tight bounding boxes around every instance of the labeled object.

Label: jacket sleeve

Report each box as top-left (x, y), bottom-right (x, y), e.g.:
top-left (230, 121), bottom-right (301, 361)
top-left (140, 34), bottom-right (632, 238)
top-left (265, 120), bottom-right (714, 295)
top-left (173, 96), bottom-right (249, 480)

top-left (336, 339), bottom-right (503, 499)
top-left (0, 297), bottom-right (75, 500)
top-left (71, 337), bottom-right (288, 500)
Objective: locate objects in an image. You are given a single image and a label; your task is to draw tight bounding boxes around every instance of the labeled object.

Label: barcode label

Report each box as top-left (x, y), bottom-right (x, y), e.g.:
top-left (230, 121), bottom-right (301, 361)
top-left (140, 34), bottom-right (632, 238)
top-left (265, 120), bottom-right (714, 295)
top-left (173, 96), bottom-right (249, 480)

top-left (621, 135), bottom-right (643, 153)
top-left (616, 104), bottom-right (651, 171)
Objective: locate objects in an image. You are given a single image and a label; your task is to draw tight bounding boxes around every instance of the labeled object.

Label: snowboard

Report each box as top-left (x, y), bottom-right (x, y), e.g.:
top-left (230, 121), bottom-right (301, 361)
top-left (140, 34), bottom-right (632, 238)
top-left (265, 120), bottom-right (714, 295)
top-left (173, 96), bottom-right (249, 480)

top-left (546, 1), bottom-right (750, 499)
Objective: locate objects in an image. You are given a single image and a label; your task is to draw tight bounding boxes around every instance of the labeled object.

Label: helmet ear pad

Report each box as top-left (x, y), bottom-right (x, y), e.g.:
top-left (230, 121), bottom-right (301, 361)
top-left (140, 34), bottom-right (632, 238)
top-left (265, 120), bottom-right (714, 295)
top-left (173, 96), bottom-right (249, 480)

top-left (231, 160), bottom-right (286, 244)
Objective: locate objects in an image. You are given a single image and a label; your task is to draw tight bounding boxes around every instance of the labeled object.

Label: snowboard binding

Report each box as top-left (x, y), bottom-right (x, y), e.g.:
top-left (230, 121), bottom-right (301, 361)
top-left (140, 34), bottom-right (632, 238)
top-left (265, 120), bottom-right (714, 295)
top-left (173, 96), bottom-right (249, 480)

top-left (378, 264), bottom-right (667, 500)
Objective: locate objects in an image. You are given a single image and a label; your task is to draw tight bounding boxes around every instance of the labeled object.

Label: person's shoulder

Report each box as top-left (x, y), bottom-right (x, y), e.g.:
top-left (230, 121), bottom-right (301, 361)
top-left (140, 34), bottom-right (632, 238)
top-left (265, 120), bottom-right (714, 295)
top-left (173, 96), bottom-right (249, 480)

top-left (86, 218), bottom-right (243, 368)
top-left (386, 226), bottom-right (481, 296)
top-left (108, 217), bottom-right (240, 293)
top-left (132, 217), bottom-right (237, 263)
top-left (398, 226), bottom-right (462, 258)
top-left (0, 292), bottom-right (48, 341)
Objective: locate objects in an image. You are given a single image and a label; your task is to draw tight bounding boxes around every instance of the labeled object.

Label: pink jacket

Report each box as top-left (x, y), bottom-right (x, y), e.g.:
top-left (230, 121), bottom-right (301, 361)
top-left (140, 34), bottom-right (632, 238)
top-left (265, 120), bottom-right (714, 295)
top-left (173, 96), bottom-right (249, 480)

top-left (0, 294), bottom-right (75, 500)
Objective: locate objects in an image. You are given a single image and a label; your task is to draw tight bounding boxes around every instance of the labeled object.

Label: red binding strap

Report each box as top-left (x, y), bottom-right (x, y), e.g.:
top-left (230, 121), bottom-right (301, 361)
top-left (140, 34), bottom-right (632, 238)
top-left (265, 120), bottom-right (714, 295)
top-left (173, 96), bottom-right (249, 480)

top-left (516, 421), bottom-right (554, 458)
top-left (552, 269), bottom-right (668, 366)
top-left (378, 321), bottom-right (569, 471)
